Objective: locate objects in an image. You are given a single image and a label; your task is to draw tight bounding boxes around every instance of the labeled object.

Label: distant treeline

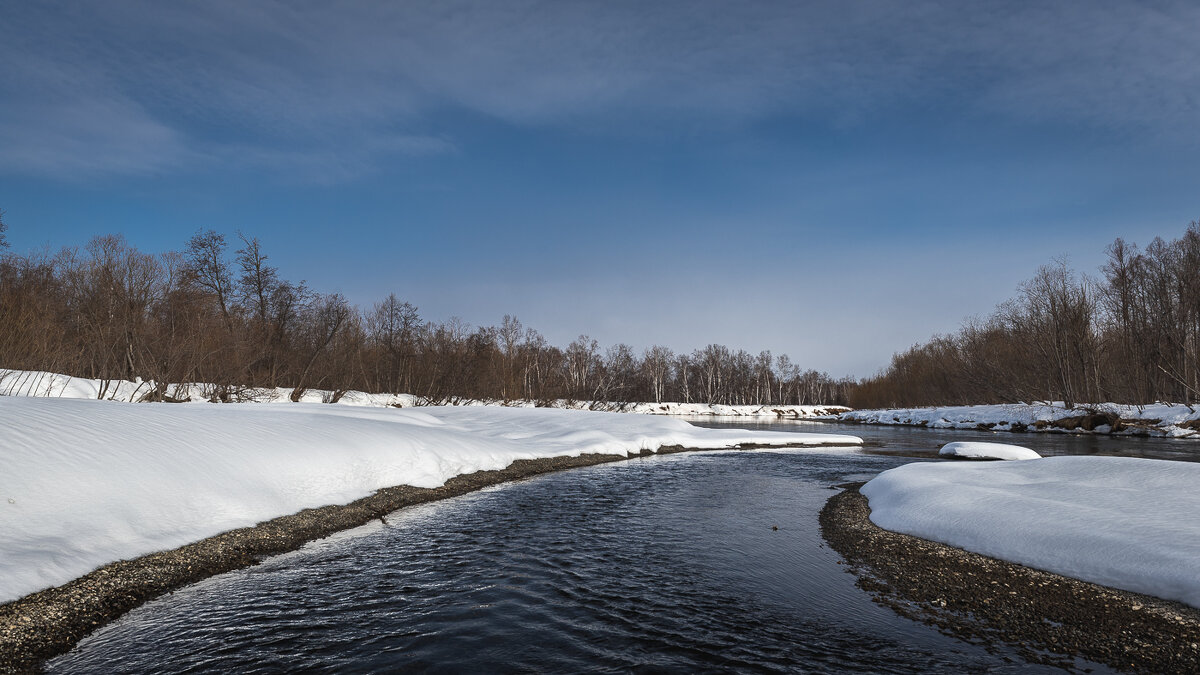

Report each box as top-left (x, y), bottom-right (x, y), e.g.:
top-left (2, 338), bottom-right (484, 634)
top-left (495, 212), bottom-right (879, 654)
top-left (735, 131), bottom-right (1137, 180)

top-left (0, 214), bottom-right (853, 406)
top-left (854, 220), bottom-right (1200, 410)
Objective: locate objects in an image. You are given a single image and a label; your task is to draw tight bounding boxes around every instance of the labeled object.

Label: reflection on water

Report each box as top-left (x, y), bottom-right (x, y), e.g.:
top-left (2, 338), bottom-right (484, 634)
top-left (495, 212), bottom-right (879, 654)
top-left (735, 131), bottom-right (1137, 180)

top-left (51, 422), bottom-right (1132, 673)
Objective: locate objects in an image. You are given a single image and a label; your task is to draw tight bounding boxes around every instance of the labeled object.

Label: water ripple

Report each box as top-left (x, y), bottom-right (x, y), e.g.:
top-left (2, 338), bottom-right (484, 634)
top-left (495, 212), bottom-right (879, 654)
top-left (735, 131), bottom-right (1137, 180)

top-left (51, 444), bottom-right (1109, 673)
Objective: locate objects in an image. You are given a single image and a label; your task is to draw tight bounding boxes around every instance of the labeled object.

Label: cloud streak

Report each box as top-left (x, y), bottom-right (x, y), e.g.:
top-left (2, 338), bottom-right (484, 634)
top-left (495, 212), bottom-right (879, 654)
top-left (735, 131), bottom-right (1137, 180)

top-left (3, 0), bottom-right (1198, 180)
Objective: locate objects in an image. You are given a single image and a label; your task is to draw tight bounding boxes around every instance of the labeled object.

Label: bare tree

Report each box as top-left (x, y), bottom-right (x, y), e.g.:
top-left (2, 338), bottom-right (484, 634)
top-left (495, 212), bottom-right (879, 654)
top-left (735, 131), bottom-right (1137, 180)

top-left (643, 345), bottom-right (674, 403)
top-left (600, 343), bottom-right (636, 403)
top-left (497, 315), bottom-right (523, 400)
top-left (366, 294), bottom-right (420, 394)
top-left (520, 328), bottom-right (553, 401)
top-left (695, 344), bottom-right (731, 404)
top-left (184, 230), bottom-right (235, 331)
top-left (564, 335), bottom-right (600, 400)
top-left (674, 353), bottom-right (692, 403)
top-left (235, 233), bottom-right (279, 329)
top-left (290, 293), bottom-right (352, 401)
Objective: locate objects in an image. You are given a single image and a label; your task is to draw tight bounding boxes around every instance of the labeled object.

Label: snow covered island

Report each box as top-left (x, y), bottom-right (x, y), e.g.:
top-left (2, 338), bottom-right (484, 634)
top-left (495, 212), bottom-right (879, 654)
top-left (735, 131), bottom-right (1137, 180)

top-left (938, 441), bottom-right (1041, 461)
top-left (862, 456), bottom-right (1200, 608)
top-left (0, 396), bottom-right (861, 604)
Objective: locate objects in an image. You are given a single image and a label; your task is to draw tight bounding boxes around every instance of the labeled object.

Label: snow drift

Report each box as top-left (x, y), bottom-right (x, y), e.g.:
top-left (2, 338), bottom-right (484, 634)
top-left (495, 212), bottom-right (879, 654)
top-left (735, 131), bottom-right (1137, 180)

top-left (0, 370), bottom-right (846, 419)
top-left (0, 396), bottom-right (860, 603)
top-left (862, 456), bottom-right (1200, 608)
top-left (938, 441), bottom-right (1041, 461)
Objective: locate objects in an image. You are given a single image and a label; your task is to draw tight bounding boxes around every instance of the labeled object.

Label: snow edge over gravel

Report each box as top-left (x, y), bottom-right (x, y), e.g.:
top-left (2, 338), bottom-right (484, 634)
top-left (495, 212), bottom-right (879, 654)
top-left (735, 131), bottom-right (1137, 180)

top-left (0, 396), bottom-right (861, 603)
top-left (862, 456), bottom-right (1200, 608)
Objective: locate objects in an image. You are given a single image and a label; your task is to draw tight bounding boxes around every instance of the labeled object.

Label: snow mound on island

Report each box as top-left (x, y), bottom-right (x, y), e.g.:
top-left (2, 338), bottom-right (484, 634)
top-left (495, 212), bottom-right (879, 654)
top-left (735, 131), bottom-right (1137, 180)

top-left (862, 456), bottom-right (1200, 608)
top-left (939, 441), bottom-right (1041, 461)
top-left (0, 397), bottom-right (861, 603)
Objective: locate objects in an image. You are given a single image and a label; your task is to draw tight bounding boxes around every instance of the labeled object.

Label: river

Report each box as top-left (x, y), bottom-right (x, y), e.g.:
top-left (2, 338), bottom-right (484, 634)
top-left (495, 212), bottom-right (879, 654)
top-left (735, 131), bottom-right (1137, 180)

top-left (51, 421), bottom-right (1195, 673)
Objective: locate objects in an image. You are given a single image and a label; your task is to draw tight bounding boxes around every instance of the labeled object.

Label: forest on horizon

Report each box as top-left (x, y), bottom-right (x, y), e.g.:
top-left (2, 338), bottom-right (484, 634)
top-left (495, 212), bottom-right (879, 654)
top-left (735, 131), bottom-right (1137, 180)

top-left (2, 211), bottom-right (1199, 411)
top-left (0, 213), bottom-right (854, 407)
top-left (856, 219), bottom-right (1200, 410)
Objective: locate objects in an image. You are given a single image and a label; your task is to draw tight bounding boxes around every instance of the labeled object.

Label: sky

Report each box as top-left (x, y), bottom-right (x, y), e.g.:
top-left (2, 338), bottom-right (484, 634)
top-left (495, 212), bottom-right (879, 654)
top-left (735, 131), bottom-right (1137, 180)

top-left (2, 0), bottom-right (1198, 377)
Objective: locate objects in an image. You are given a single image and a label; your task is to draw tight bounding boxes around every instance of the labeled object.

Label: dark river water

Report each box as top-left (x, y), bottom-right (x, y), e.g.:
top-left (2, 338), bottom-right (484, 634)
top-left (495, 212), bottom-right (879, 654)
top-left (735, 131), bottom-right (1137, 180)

top-left (50, 422), bottom-right (1197, 674)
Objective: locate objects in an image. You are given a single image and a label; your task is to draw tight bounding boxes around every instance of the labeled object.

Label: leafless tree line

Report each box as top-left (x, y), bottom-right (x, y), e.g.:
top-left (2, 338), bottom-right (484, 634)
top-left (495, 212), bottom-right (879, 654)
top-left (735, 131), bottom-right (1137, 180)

top-left (0, 225), bottom-right (852, 406)
top-left (851, 220), bottom-right (1200, 410)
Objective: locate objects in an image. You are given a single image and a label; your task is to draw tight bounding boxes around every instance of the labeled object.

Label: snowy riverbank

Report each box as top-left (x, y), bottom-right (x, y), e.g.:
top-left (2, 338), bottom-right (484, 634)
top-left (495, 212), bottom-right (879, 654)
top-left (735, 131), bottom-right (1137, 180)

top-left (821, 484), bottom-right (1200, 673)
top-left (862, 456), bottom-right (1200, 609)
top-left (0, 370), bottom-right (846, 418)
top-left (842, 402), bottom-right (1200, 437)
top-left (0, 396), bottom-right (860, 604)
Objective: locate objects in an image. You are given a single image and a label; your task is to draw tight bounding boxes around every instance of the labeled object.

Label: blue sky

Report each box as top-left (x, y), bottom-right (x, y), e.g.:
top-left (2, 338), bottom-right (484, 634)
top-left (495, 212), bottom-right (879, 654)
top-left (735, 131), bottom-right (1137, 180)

top-left (2, 1), bottom-right (1198, 377)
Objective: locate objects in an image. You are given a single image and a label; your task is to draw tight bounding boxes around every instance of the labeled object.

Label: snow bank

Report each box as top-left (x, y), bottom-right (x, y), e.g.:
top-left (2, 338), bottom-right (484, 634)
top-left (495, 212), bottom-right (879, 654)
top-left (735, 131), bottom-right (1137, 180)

top-left (844, 403), bottom-right (1063, 429)
top-left (0, 370), bottom-right (845, 418)
top-left (842, 402), bottom-right (1200, 437)
top-left (0, 370), bottom-right (418, 407)
top-left (862, 456), bottom-right (1200, 608)
top-left (939, 441), bottom-right (1041, 461)
top-left (0, 397), bottom-right (861, 603)
top-left (572, 401), bottom-right (849, 418)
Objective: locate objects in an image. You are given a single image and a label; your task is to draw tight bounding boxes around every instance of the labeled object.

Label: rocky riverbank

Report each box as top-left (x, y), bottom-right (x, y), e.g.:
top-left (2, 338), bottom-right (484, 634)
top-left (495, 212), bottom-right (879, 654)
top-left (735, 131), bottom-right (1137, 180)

top-left (840, 402), bottom-right (1200, 438)
top-left (0, 452), bottom-right (653, 673)
top-left (2, 442), bottom-right (850, 673)
top-left (820, 484), bottom-right (1200, 673)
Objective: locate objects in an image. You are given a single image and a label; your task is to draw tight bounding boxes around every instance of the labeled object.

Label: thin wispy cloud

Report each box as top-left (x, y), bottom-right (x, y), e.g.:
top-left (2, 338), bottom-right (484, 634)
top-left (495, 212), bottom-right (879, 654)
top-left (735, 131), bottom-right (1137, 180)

top-left (211, 133), bottom-right (456, 185)
top-left (0, 96), bottom-right (191, 178)
top-left (4, 1), bottom-right (1198, 181)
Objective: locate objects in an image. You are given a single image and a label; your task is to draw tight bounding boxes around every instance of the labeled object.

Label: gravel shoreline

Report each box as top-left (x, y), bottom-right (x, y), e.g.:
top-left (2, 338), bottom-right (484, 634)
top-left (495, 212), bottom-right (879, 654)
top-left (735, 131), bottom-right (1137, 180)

top-left (1, 452), bottom-right (649, 672)
top-left (820, 484), bottom-right (1200, 673)
top-left (0, 442), bottom-right (841, 673)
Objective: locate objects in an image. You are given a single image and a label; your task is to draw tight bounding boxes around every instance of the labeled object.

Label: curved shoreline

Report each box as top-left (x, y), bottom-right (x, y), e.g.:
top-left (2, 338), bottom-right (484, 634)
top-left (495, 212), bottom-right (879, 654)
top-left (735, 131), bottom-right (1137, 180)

top-left (0, 442), bottom-right (839, 673)
top-left (819, 484), bottom-right (1200, 673)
